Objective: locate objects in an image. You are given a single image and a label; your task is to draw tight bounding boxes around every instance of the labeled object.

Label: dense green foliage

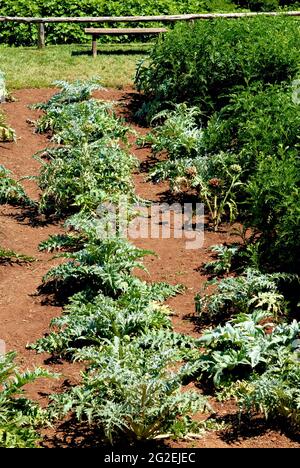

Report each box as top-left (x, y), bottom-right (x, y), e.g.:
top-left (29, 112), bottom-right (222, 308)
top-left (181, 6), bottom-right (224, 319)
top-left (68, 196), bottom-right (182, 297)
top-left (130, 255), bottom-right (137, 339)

top-left (0, 0), bottom-right (299, 46)
top-left (0, 0), bottom-right (237, 46)
top-left (136, 17), bottom-right (300, 121)
top-left (236, 0), bottom-right (299, 11)
top-left (138, 16), bottom-right (300, 267)
top-left (37, 141), bottom-right (137, 214)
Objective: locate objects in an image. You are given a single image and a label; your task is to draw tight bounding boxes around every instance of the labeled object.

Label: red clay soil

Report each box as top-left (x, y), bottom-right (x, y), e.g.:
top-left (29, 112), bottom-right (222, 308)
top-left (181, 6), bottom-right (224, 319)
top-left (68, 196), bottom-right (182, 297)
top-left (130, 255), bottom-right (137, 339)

top-left (0, 88), bottom-right (299, 449)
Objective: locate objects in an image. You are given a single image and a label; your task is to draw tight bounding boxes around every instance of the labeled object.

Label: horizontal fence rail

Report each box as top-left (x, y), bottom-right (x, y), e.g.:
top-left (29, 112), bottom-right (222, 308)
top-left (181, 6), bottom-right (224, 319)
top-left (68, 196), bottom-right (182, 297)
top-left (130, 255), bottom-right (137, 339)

top-left (0, 11), bottom-right (299, 48)
top-left (1, 11), bottom-right (300, 23)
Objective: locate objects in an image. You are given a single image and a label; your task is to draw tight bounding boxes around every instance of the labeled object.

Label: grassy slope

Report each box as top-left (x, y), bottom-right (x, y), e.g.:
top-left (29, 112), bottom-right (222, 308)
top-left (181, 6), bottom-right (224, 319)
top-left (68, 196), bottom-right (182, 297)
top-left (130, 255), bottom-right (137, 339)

top-left (0, 43), bottom-right (151, 89)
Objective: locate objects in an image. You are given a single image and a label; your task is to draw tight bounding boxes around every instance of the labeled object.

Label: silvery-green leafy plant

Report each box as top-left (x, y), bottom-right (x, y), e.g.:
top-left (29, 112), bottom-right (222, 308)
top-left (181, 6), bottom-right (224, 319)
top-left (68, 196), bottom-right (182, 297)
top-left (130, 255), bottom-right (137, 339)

top-left (51, 337), bottom-right (211, 443)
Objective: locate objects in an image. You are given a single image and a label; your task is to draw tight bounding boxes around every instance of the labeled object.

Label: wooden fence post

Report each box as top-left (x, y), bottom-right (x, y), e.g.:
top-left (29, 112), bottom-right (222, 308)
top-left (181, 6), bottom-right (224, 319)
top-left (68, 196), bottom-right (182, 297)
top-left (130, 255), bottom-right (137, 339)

top-left (92, 34), bottom-right (97, 58)
top-left (37, 22), bottom-right (45, 49)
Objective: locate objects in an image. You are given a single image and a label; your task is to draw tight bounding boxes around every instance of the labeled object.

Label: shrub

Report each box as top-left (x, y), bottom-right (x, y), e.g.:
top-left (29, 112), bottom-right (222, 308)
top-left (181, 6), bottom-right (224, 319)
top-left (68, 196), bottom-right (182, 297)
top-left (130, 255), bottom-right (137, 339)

top-left (41, 236), bottom-right (153, 298)
top-left (235, 357), bottom-right (300, 430)
top-left (202, 83), bottom-right (300, 172)
top-left (33, 79), bottom-right (102, 111)
top-left (35, 99), bottom-right (130, 144)
top-left (30, 284), bottom-right (175, 357)
top-left (136, 17), bottom-right (300, 121)
top-left (246, 152), bottom-right (300, 273)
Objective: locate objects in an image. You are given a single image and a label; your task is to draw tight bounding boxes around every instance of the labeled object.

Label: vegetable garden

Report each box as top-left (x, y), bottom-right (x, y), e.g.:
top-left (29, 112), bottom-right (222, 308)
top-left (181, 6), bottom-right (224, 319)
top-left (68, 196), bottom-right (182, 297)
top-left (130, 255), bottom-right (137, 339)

top-left (0, 11), bottom-right (300, 450)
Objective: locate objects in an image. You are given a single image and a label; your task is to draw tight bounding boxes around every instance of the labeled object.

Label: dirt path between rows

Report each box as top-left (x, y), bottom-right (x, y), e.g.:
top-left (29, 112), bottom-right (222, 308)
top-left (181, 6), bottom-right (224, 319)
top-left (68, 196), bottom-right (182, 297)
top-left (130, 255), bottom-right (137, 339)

top-left (0, 88), bottom-right (299, 449)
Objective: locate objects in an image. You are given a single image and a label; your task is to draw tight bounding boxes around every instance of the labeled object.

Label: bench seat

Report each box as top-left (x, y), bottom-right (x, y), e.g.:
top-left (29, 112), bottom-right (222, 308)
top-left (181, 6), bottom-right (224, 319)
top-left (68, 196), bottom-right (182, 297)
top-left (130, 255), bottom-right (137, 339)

top-left (85, 27), bottom-right (167, 57)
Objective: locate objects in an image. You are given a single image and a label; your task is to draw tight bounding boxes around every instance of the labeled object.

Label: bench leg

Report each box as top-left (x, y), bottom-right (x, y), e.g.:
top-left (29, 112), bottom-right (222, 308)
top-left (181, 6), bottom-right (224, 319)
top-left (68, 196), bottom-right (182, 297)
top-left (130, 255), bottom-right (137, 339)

top-left (92, 35), bottom-right (97, 58)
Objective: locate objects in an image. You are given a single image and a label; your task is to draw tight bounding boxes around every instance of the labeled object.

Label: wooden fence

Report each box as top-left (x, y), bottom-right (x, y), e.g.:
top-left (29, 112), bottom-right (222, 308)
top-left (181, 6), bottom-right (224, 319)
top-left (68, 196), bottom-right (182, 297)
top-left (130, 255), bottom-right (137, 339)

top-left (0, 11), bottom-right (299, 49)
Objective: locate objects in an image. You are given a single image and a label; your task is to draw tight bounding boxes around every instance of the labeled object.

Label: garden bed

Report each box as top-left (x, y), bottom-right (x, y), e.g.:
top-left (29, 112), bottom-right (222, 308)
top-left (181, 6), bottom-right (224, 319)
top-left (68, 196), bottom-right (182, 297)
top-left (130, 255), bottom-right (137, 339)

top-left (0, 88), bottom-right (299, 448)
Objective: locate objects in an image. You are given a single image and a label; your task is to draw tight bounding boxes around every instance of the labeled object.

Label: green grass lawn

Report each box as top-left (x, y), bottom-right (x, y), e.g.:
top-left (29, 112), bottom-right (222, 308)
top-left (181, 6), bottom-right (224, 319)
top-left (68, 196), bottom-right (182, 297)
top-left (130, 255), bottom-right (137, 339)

top-left (0, 43), bottom-right (151, 90)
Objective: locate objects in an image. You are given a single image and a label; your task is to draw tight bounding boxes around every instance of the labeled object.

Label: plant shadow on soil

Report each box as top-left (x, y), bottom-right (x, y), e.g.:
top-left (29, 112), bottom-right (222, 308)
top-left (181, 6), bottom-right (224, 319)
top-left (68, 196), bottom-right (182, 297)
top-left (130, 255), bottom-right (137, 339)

top-left (42, 417), bottom-right (168, 449)
top-left (214, 413), bottom-right (300, 446)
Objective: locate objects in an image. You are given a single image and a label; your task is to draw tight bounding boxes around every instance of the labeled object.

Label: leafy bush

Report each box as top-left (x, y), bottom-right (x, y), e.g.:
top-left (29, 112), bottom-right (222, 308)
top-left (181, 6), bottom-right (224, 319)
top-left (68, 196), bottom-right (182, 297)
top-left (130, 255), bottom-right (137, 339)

top-left (199, 312), bottom-right (300, 430)
top-left (51, 336), bottom-right (210, 443)
top-left (202, 83), bottom-right (300, 172)
top-left (136, 17), bottom-right (300, 121)
top-left (234, 357), bottom-right (300, 430)
top-left (204, 244), bottom-right (240, 276)
top-left (246, 152), bottom-right (300, 272)
top-left (0, 352), bottom-right (54, 448)
top-left (139, 104), bottom-right (203, 159)
top-left (41, 236), bottom-right (153, 298)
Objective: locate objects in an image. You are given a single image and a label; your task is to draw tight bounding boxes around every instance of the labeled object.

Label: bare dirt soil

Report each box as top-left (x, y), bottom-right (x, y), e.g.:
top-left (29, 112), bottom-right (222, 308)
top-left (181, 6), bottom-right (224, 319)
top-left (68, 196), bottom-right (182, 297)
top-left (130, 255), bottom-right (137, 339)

top-left (0, 88), bottom-right (299, 449)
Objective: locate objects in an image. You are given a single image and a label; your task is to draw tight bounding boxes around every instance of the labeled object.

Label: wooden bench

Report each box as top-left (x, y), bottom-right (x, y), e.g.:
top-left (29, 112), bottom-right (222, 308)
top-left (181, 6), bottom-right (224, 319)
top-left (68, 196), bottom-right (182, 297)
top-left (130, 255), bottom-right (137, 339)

top-left (84, 27), bottom-right (168, 58)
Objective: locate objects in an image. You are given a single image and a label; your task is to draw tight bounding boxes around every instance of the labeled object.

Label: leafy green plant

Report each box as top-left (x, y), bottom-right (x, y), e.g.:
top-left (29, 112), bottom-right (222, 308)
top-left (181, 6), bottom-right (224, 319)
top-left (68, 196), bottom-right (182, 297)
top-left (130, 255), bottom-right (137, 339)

top-left (36, 141), bottom-right (137, 214)
top-left (193, 312), bottom-right (300, 387)
top-left (0, 352), bottom-right (55, 448)
top-left (214, 317), bottom-right (300, 430)
top-left (33, 79), bottom-right (103, 110)
top-left (30, 280), bottom-right (179, 357)
top-left (136, 17), bottom-right (300, 121)
top-left (195, 268), bottom-right (295, 323)
top-left (41, 236), bottom-right (153, 299)
top-left (140, 104), bottom-right (203, 159)
top-left (0, 165), bottom-right (30, 206)
top-left (193, 163), bottom-right (243, 231)
top-left (202, 83), bottom-right (300, 172)
top-left (204, 244), bottom-right (240, 275)
top-left (234, 355), bottom-right (300, 430)
top-left (246, 151), bottom-right (300, 273)
top-left (35, 99), bottom-right (130, 144)
top-left (50, 336), bottom-right (210, 443)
